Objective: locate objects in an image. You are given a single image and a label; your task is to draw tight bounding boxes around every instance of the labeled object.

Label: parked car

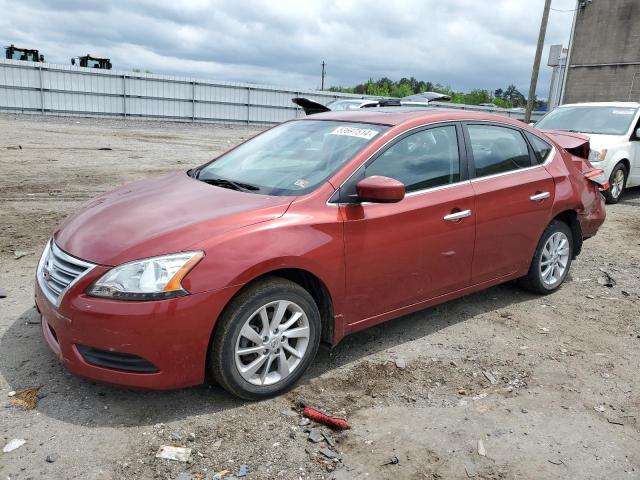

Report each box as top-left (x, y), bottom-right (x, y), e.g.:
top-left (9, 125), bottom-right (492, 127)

top-left (292, 91), bottom-right (451, 115)
top-left (292, 97), bottom-right (382, 115)
top-left (536, 102), bottom-right (640, 203)
top-left (35, 109), bottom-right (607, 399)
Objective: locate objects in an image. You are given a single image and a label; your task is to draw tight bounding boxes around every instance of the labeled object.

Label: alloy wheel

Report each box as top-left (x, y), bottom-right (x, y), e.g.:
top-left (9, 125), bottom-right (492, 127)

top-left (234, 300), bottom-right (310, 386)
top-left (610, 168), bottom-right (625, 199)
top-left (539, 231), bottom-right (570, 287)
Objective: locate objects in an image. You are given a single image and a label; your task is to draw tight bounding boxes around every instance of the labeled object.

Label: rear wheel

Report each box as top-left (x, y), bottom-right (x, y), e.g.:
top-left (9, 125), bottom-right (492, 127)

top-left (604, 163), bottom-right (627, 204)
top-left (521, 220), bottom-right (573, 294)
top-left (209, 277), bottom-right (320, 400)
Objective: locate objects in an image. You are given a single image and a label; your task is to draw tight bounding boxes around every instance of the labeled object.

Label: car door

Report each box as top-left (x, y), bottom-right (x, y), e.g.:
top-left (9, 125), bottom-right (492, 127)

top-left (335, 123), bottom-right (476, 324)
top-left (463, 122), bottom-right (555, 285)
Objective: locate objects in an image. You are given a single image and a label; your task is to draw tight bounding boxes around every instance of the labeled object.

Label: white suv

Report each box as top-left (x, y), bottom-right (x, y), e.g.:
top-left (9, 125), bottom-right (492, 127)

top-left (536, 102), bottom-right (640, 203)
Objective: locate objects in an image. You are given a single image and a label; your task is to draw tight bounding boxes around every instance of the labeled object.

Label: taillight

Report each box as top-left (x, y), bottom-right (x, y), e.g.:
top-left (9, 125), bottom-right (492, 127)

top-left (584, 168), bottom-right (609, 191)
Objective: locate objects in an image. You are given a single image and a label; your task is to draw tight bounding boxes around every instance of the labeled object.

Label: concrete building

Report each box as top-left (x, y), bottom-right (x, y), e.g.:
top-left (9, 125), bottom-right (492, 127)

top-left (563, 0), bottom-right (640, 104)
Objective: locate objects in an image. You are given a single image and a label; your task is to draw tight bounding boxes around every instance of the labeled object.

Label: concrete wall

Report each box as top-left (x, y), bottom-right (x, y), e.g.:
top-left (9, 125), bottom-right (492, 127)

top-left (564, 0), bottom-right (640, 103)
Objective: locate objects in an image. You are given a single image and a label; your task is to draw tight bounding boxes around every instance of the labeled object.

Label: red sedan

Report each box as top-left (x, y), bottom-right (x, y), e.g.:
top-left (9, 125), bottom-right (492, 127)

top-left (35, 109), bottom-right (606, 399)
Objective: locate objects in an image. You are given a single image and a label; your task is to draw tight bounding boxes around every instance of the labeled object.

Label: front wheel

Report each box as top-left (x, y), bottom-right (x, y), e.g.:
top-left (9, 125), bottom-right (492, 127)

top-left (520, 220), bottom-right (573, 294)
top-left (209, 277), bottom-right (321, 400)
top-left (604, 163), bottom-right (627, 204)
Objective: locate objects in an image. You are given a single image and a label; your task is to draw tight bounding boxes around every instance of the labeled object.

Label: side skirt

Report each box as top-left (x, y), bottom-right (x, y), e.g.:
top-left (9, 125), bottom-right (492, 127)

top-left (344, 270), bottom-right (523, 336)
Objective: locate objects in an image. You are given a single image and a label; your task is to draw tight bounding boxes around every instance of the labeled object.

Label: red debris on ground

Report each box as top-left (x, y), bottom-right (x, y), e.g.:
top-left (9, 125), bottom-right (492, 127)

top-left (302, 406), bottom-right (351, 430)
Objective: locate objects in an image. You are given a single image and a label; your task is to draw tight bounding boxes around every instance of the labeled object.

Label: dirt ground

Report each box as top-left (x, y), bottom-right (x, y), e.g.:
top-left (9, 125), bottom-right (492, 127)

top-left (0, 113), bottom-right (639, 480)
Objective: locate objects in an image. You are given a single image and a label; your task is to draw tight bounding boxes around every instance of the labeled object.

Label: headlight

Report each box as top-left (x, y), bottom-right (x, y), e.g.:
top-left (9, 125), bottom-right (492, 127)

top-left (87, 251), bottom-right (204, 300)
top-left (588, 149), bottom-right (607, 162)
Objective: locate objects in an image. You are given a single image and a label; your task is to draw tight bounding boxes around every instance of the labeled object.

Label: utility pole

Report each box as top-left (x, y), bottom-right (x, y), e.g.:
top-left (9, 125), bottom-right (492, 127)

top-left (321, 61), bottom-right (326, 90)
top-left (559, 0), bottom-right (579, 105)
top-left (525, 0), bottom-right (552, 123)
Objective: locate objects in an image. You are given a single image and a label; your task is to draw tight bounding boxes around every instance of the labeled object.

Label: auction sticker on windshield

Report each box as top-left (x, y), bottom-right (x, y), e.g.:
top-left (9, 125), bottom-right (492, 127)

top-left (330, 126), bottom-right (379, 140)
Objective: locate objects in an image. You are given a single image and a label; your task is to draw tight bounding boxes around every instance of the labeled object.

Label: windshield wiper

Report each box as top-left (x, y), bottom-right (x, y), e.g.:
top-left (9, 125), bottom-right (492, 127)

top-left (199, 177), bottom-right (260, 192)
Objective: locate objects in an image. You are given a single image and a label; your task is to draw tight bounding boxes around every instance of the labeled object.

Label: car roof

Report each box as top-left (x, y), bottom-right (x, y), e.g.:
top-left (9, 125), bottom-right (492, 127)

top-left (558, 101), bottom-right (640, 108)
top-left (300, 107), bottom-right (524, 127)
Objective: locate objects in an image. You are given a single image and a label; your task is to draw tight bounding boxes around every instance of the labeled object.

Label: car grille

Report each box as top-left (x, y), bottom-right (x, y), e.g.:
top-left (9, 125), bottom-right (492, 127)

top-left (37, 240), bottom-right (96, 306)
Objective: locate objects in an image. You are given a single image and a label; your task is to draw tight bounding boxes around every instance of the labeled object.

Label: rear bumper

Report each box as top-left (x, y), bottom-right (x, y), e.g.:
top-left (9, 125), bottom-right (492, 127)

top-left (578, 189), bottom-right (606, 239)
top-left (35, 279), bottom-right (237, 390)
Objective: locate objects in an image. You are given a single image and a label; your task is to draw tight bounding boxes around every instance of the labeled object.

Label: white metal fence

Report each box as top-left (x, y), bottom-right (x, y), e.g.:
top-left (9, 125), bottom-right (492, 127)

top-left (0, 58), bottom-right (368, 124)
top-left (0, 58), bottom-right (544, 124)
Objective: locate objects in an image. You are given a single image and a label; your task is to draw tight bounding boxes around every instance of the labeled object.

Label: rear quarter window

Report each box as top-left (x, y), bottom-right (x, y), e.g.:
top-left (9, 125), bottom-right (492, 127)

top-left (525, 131), bottom-right (552, 164)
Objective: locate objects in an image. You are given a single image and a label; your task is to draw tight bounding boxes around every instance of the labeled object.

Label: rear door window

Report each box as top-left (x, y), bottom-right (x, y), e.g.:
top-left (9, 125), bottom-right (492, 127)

top-left (466, 124), bottom-right (532, 177)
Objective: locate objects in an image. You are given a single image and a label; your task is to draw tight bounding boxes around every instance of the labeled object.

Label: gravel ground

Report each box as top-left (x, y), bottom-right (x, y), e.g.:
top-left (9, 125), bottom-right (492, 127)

top-left (0, 114), bottom-right (639, 480)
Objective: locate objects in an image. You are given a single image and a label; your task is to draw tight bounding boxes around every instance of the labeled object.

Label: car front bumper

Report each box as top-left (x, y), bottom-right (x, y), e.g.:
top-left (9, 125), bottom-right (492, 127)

top-left (35, 272), bottom-right (237, 390)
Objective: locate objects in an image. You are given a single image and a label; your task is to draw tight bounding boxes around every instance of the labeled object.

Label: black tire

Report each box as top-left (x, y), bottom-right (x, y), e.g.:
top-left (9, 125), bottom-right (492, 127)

top-left (520, 220), bottom-right (573, 295)
top-left (209, 277), bottom-right (321, 400)
top-left (603, 162), bottom-right (627, 204)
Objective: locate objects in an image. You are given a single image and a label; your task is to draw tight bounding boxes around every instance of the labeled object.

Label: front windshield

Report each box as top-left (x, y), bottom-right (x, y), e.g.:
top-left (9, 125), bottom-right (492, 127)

top-left (536, 106), bottom-right (637, 135)
top-left (196, 120), bottom-right (388, 195)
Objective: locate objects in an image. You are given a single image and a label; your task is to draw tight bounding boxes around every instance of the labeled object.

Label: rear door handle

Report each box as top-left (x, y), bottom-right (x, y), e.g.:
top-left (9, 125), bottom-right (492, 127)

top-left (530, 191), bottom-right (550, 202)
top-left (444, 209), bottom-right (472, 222)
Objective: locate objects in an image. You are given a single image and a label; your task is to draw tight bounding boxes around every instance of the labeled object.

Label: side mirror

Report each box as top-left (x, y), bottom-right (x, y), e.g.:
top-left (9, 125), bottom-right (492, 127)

top-left (39, 55), bottom-right (44, 62)
top-left (635, 127), bottom-right (640, 139)
top-left (355, 176), bottom-right (405, 203)
top-left (71, 58), bottom-right (75, 65)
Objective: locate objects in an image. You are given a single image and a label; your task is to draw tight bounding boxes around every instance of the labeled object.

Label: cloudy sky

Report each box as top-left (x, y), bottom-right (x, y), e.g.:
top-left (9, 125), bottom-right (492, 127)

top-left (1, 0), bottom-right (577, 96)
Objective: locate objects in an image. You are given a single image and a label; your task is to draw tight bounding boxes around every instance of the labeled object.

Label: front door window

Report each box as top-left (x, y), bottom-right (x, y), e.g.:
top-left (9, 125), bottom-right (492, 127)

top-left (365, 125), bottom-right (460, 191)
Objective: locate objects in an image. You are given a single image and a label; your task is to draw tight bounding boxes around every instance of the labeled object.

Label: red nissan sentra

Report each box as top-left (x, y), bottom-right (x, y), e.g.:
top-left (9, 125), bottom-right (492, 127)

top-left (35, 109), bottom-right (607, 399)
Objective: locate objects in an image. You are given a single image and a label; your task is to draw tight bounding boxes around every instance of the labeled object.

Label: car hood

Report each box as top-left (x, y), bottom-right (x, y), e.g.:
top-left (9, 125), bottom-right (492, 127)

top-left (54, 172), bottom-right (294, 266)
top-left (580, 133), bottom-right (625, 151)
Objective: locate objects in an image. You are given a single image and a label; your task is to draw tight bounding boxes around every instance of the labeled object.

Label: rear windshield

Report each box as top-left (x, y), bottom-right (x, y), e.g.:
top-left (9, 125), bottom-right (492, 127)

top-left (536, 106), bottom-right (638, 135)
top-left (326, 100), bottom-right (366, 111)
top-left (196, 120), bottom-right (388, 195)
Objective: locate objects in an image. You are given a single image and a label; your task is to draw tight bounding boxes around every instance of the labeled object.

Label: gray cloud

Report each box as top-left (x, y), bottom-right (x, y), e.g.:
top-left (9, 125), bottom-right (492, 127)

top-left (1, 0), bottom-right (577, 97)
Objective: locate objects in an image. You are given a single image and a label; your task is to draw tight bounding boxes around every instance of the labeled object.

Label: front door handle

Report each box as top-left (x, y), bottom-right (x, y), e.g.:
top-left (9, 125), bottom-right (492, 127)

top-left (444, 209), bottom-right (472, 222)
top-left (530, 191), bottom-right (550, 202)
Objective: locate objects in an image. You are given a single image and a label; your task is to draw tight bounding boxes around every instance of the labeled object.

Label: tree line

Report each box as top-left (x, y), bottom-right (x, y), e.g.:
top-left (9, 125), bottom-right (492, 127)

top-left (329, 77), bottom-right (543, 109)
